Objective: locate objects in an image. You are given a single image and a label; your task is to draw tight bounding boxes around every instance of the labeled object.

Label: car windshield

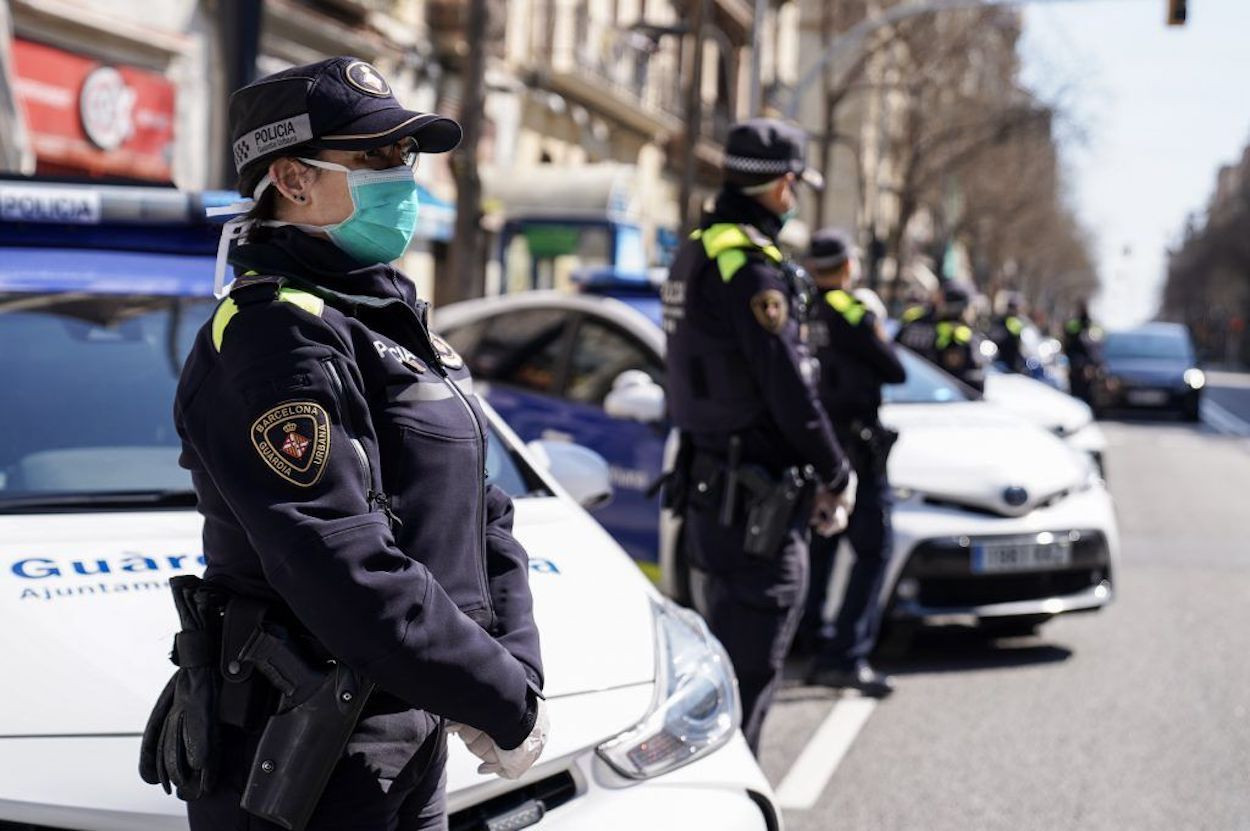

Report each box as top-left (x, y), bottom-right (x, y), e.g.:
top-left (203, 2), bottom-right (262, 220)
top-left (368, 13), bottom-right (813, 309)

top-left (1103, 331), bottom-right (1192, 361)
top-left (883, 347), bottom-right (973, 404)
top-left (0, 291), bottom-right (545, 509)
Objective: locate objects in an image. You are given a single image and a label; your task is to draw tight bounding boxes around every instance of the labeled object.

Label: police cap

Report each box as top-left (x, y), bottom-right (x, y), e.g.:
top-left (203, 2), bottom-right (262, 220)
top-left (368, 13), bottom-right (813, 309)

top-left (229, 56), bottom-right (462, 192)
top-left (942, 282), bottom-right (973, 304)
top-left (722, 118), bottom-right (824, 191)
top-left (808, 227), bottom-right (855, 271)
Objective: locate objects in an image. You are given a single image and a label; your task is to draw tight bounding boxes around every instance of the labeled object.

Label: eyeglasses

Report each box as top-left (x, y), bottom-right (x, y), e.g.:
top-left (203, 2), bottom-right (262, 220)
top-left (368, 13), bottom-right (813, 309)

top-left (371, 136), bottom-right (420, 170)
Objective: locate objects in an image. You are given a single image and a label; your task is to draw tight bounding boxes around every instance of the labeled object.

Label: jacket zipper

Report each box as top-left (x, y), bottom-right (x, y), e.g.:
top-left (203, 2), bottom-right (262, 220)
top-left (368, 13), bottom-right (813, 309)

top-left (321, 357), bottom-right (372, 492)
top-left (386, 304), bottom-right (495, 627)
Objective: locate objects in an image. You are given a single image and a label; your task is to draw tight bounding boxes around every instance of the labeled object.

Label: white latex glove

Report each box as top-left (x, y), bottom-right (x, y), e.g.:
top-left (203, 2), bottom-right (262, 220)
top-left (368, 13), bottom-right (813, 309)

top-left (447, 722), bottom-right (500, 770)
top-left (811, 470), bottom-right (858, 537)
top-left (478, 698), bottom-right (549, 780)
top-left (447, 698), bottom-right (550, 780)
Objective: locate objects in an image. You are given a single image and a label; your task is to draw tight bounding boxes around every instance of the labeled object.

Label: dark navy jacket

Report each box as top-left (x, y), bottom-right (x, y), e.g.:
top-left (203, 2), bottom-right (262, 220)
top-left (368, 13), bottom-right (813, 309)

top-left (664, 189), bottom-right (849, 490)
top-left (896, 314), bottom-right (988, 393)
top-left (174, 227), bottom-right (541, 754)
top-left (809, 289), bottom-right (906, 429)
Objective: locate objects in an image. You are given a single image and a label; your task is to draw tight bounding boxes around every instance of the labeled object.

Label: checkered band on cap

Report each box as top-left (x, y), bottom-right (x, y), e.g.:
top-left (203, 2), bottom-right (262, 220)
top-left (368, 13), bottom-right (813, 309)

top-left (722, 154), bottom-right (799, 175)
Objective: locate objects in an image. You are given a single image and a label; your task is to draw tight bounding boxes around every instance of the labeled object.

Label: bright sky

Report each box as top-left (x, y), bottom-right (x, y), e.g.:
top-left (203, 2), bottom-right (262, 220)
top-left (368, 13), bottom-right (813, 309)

top-left (1019, 0), bottom-right (1250, 328)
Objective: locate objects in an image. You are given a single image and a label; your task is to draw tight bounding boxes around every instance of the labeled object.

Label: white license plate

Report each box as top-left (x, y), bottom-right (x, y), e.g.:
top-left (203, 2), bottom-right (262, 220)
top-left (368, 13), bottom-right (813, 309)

top-left (972, 541), bottom-right (1073, 573)
top-left (1127, 389), bottom-right (1168, 406)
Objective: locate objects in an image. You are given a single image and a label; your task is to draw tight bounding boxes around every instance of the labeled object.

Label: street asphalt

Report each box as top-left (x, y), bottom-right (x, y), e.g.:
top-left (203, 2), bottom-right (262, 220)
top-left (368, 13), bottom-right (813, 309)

top-left (756, 374), bottom-right (1250, 831)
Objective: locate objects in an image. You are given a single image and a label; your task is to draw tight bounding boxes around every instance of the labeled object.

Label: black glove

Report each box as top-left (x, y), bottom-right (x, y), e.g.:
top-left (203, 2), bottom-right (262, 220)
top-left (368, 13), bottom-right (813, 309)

top-left (138, 575), bottom-right (222, 800)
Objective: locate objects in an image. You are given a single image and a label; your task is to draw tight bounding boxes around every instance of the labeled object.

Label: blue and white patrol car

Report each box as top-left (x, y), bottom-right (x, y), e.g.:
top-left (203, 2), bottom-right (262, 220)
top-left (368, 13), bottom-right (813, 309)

top-left (0, 182), bottom-right (779, 830)
top-left (435, 272), bottom-right (1120, 635)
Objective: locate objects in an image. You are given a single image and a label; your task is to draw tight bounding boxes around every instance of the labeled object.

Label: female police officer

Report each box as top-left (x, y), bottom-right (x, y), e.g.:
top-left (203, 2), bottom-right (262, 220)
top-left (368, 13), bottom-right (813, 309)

top-left (155, 57), bottom-right (546, 830)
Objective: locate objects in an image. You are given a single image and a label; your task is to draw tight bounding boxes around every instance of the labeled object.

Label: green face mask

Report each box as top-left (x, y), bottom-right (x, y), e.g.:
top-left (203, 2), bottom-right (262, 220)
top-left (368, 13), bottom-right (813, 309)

top-left (779, 181), bottom-right (800, 225)
top-left (298, 158), bottom-right (421, 265)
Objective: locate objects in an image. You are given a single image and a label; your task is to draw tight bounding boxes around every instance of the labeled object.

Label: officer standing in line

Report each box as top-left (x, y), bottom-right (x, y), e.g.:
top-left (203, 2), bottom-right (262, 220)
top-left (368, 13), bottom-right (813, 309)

top-left (663, 119), bottom-right (856, 755)
top-left (140, 58), bottom-right (546, 830)
top-left (1064, 300), bottom-right (1106, 406)
top-left (798, 229), bottom-right (905, 696)
top-left (896, 282), bottom-right (990, 392)
top-left (990, 292), bottom-right (1030, 374)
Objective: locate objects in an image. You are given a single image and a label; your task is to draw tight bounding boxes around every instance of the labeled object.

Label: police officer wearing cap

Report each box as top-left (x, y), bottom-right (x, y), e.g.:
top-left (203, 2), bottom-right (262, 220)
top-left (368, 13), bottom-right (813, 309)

top-left (142, 57), bottom-right (546, 830)
top-left (798, 229), bottom-right (905, 696)
top-left (662, 119), bottom-right (855, 755)
top-left (896, 281), bottom-right (990, 392)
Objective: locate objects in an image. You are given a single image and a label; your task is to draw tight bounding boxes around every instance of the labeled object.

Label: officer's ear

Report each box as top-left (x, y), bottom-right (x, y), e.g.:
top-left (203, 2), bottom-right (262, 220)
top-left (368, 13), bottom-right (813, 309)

top-left (269, 157), bottom-right (317, 206)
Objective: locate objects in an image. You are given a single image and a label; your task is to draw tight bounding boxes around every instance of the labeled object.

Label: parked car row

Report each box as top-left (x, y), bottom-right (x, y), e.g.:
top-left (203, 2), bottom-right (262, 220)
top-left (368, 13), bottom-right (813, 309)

top-left (434, 274), bottom-right (1119, 639)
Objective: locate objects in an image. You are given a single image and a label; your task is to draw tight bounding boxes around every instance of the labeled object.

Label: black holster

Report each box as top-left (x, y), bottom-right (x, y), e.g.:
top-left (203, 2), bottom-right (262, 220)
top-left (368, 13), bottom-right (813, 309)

top-left (237, 627), bottom-right (374, 831)
top-left (692, 442), bottom-right (814, 560)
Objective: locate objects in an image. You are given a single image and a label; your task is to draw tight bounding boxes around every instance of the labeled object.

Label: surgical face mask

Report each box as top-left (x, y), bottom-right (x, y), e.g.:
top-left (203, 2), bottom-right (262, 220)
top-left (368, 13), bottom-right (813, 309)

top-left (779, 182), bottom-right (800, 225)
top-left (294, 157), bottom-right (421, 265)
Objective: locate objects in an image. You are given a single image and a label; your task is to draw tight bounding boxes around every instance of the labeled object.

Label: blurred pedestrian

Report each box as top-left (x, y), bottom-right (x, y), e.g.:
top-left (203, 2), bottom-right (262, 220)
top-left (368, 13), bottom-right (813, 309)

top-left (799, 228), bottom-right (905, 697)
top-left (661, 119), bottom-right (856, 755)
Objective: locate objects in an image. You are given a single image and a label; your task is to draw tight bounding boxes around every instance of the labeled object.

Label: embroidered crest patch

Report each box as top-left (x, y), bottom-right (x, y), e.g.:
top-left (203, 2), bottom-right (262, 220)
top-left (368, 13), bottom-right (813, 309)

top-left (750, 289), bottom-right (789, 334)
top-left (429, 334), bottom-right (464, 370)
top-left (251, 401), bottom-right (331, 487)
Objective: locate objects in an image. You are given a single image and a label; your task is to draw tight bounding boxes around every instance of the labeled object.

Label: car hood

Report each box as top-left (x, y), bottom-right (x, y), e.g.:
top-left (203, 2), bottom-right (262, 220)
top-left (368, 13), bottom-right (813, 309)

top-left (0, 498), bottom-right (655, 738)
top-left (982, 371), bottom-right (1094, 437)
top-left (881, 401), bottom-right (1092, 517)
top-left (1104, 356), bottom-right (1188, 383)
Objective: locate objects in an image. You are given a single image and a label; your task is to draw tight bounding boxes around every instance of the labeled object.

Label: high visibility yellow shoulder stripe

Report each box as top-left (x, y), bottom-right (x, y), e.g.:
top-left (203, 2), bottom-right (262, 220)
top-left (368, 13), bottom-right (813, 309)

top-left (902, 305), bottom-right (927, 323)
top-left (826, 289), bottom-right (866, 325)
top-left (702, 223), bottom-right (753, 258)
top-left (717, 249), bottom-right (748, 282)
top-left (954, 325), bottom-right (972, 343)
top-left (212, 287), bottom-right (325, 351)
top-left (1005, 316), bottom-right (1024, 336)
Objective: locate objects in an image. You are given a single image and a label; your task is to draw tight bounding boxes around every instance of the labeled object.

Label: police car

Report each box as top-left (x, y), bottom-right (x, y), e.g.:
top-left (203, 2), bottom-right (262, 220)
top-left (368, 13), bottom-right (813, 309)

top-left (0, 183), bottom-right (778, 830)
top-left (434, 274), bottom-right (1119, 634)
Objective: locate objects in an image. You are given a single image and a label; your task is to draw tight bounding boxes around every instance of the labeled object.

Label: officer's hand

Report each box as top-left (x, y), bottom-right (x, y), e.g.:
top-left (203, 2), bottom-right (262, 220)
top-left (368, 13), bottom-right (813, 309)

top-left (447, 722), bottom-right (502, 770)
top-left (811, 471), bottom-right (858, 537)
top-left (478, 698), bottom-right (549, 780)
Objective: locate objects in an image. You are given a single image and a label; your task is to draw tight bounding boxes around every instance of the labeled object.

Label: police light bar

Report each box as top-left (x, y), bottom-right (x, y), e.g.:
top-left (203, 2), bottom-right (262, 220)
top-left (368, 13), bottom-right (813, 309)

top-left (0, 181), bottom-right (212, 226)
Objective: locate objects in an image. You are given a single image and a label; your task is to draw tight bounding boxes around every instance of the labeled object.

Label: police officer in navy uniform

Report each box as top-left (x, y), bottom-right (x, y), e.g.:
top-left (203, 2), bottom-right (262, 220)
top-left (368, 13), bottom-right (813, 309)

top-left (160, 58), bottom-right (546, 830)
top-left (663, 119), bottom-right (855, 755)
top-left (1064, 300), bottom-right (1105, 406)
top-left (990, 292), bottom-right (1030, 374)
top-left (896, 282), bottom-right (989, 392)
top-left (798, 229), bottom-right (905, 696)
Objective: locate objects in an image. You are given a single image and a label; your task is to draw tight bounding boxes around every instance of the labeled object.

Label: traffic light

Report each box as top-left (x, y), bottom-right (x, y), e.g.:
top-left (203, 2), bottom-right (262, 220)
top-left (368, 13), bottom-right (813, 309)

top-left (1166, 0), bottom-right (1187, 26)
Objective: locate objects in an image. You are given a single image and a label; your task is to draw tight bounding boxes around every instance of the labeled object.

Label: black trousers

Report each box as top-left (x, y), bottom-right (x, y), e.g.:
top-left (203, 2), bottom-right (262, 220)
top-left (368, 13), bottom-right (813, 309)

top-left (188, 711), bottom-right (448, 831)
top-left (801, 450), bottom-right (894, 666)
top-left (685, 504), bottom-right (809, 756)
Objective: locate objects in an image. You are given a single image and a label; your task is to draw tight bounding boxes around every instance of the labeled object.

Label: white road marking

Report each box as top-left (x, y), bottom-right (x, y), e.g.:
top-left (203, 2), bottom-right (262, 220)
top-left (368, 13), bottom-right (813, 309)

top-left (774, 696), bottom-right (878, 811)
top-left (1201, 399), bottom-right (1250, 438)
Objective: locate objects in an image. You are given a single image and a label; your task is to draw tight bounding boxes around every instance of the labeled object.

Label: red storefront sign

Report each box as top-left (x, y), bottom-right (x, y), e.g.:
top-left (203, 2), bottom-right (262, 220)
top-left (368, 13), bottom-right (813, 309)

top-left (11, 38), bottom-right (176, 182)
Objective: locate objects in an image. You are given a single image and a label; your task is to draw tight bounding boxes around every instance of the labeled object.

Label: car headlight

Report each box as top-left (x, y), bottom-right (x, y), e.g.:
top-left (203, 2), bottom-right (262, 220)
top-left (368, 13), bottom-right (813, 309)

top-left (1184, 368), bottom-right (1205, 390)
top-left (596, 599), bottom-right (740, 779)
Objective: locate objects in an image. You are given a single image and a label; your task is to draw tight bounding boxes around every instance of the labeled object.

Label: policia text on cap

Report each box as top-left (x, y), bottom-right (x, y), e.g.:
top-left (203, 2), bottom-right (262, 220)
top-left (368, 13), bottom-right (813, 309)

top-left (661, 118), bottom-right (857, 756)
top-left (139, 57), bottom-right (547, 831)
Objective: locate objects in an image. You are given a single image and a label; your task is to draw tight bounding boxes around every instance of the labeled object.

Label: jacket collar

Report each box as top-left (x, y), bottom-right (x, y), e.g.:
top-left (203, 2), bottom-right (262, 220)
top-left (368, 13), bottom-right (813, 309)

top-left (228, 226), bottom-right (420, 308)
top-left (707, 187), bottom-right (785, 242)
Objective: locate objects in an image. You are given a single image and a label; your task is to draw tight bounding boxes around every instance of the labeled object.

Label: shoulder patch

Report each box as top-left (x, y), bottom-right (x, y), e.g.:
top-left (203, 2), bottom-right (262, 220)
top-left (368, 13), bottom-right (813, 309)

top-left (251, 401), bottom-right (331, 487)
top-left (429, 333), bottom-right (464, 370)
top-left (750, 289), bottom-right (789, 334)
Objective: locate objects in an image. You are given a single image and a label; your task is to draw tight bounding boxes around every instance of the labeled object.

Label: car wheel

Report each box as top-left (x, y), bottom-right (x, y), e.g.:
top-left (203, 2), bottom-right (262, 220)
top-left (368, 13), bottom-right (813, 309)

top-left (978, 614), bottom-right (1052, 638)
top-left (874, 618), bottom-right (917, 658)
top-left (1183, 400), bottom-right (1201, 422)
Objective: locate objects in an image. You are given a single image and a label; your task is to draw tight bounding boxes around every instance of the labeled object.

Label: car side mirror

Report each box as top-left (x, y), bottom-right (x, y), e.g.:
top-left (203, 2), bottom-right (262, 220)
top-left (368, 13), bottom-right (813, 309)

top-left (526, 440), bottom-right (614, 510)
top-left (603, 370), bottom-right (666, 424)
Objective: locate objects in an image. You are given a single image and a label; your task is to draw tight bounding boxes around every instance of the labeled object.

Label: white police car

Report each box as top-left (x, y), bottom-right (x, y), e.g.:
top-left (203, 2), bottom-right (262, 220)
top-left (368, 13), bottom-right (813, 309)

top-left (0, 183), bottom-right (778, 830)
top-left (434, 280), bottom-right (1119, 635)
